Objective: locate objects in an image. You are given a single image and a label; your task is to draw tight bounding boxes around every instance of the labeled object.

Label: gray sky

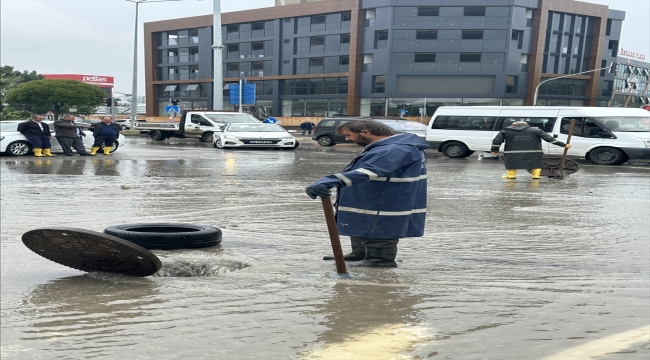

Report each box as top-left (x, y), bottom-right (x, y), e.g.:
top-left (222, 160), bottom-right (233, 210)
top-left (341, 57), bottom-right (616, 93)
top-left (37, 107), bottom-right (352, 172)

top-left (2, 0), bottom-right (648, 95)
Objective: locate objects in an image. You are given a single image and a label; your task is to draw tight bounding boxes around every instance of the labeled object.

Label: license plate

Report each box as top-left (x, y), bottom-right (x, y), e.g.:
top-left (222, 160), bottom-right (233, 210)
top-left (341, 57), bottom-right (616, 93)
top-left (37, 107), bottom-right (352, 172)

top-left (248, 140), bottom-right (273, 144)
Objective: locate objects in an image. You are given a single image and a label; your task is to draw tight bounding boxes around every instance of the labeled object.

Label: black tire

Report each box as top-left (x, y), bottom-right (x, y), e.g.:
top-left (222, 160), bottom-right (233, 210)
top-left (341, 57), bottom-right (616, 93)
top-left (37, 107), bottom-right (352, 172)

top-left (201, 133), bottom-right (214, 143)
top-left (441, 142), bottom-right (470, 158)
top-left (317, 136), bottom-right (335, 146)
top-left (150, 131), bottom-right (164, 141)
top-left (7, 141), bottom-right (32, 156)
top-left (121, 125), bottom-right (128, 130)
top-left (589, 147), bottom-right (626, 165)
top-left (104, 223), bottom-right (222, 250)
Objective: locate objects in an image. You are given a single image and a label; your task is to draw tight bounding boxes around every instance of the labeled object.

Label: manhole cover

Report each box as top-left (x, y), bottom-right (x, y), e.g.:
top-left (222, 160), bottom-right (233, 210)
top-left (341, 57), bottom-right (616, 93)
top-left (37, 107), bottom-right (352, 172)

top-left (22, 227), bottom-right (162, 277)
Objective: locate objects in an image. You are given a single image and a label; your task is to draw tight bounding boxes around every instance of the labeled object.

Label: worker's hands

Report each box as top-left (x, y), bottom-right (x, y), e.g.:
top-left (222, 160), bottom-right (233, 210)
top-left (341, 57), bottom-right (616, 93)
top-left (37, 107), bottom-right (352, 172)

top-left (490, 151), bottom-right (499, 155)
top-left (565, 144), bottom-right (572, 149)
top-left (306, 184), bottom-right (331, 199)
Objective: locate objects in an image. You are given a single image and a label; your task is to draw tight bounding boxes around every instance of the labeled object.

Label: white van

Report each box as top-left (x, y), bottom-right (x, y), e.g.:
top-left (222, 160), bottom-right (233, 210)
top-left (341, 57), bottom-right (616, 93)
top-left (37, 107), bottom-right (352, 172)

top-left (426, 106), bottom-right (650, 165)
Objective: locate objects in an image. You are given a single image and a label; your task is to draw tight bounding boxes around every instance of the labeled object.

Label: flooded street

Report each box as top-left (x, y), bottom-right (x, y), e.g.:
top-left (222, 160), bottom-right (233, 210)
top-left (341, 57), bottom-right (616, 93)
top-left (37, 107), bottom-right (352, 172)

top-left (1, 136), bottom-right (649, 359)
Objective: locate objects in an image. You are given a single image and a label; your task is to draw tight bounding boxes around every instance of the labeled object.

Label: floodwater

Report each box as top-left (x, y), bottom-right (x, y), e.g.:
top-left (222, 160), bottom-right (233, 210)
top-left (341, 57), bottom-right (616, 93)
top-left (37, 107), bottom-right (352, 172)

top-left (1, 136), bottom-right (649, 359)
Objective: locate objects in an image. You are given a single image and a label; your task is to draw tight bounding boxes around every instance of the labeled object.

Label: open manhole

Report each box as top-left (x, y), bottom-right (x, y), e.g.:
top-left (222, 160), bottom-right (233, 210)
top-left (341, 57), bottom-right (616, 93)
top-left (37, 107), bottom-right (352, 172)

top-left (152, 258), bottom-right (249, 277)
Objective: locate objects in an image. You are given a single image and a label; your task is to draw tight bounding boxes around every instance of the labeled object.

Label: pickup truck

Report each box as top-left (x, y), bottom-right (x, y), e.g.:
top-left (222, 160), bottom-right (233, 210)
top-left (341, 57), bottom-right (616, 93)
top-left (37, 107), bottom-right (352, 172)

top-left (134, 110), bottom-right (262, 142)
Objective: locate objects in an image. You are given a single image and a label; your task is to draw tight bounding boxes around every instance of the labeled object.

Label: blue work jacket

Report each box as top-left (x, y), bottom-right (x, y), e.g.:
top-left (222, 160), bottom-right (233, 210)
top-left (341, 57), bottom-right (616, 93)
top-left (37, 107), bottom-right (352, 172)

top-left (311, 133), bottom-right (429, 239)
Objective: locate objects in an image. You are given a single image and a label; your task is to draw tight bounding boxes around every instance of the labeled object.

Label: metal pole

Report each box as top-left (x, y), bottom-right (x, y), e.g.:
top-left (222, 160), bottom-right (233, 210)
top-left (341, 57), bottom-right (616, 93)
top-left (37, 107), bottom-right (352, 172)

top-left (238, 78), bottom-right (243, 113)
top-left (533, 65), bottom-right (610, 105)
top-left (212, 0), bottom-right (224, 110)
top-left (130, 1), bottom-right (139, 128)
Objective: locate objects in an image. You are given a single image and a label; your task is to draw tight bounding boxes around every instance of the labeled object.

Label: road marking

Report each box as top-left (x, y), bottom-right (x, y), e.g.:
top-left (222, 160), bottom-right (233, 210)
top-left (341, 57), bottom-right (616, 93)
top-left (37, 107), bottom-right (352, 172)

top-left (542, 325), bottom-right (649, 360)
top-left (301, 324), bottom-right (431, 360)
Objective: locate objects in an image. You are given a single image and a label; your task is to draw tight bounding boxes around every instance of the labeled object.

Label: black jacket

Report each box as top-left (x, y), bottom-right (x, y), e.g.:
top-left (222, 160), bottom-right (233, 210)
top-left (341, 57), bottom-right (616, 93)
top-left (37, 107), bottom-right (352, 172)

top-left (492, 125), bottom-right (566, 169)
top-left (17, 120), bottom-right (51, 137)
top-left (91, 122), bottom-right (121, 137)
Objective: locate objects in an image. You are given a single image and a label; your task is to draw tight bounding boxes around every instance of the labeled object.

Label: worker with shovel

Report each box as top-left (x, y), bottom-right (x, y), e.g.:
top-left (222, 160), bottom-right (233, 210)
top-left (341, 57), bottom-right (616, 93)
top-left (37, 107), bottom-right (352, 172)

top-left (306, 120), bottom-right (429, 268)
top-left (491, 121), bottom-right (571, 179)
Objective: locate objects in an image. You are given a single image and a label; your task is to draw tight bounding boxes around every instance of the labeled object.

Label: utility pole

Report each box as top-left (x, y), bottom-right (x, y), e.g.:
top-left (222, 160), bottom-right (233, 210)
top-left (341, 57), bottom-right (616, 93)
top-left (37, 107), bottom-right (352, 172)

top-left (533, 63), bottom-right (616, 105)
top-left (212, 0), bottom-right (224, 110)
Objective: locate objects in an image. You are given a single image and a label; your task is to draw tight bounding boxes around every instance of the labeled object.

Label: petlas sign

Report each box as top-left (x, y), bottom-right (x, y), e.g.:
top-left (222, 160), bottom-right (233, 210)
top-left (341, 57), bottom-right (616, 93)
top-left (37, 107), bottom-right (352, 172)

top-left (43, 74), bottom-right (114, 87)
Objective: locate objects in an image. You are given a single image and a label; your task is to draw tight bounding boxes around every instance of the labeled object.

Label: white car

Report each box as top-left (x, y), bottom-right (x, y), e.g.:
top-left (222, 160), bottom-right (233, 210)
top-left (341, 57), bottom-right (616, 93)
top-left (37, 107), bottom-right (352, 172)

top-left (212, 123), bottom-right (298, 149)
top-left (0, 120), bottom-right (126, 156)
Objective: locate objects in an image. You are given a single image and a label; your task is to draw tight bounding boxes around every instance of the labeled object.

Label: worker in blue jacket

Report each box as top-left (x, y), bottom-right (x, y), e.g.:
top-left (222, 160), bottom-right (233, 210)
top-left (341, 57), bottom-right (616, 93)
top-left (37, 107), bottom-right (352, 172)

top-left (306, 120), bottom-right (429, 267)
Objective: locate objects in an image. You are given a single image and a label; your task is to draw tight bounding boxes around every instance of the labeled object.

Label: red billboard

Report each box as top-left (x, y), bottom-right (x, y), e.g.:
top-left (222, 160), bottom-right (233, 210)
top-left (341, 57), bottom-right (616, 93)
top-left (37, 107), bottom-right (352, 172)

top-left (43, 74), bottom-right (114, 88)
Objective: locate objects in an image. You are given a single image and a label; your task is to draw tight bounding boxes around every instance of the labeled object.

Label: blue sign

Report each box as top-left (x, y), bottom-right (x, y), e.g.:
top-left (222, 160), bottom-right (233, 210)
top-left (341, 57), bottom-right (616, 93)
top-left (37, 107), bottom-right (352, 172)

top-left (166, 105), bottom-right (180, 113)
top-left (263, 117), bottom-right (278, 124)
top-left (229, 83), bottom-right (256, 104)
top-left (400, 109), bottom-right (407, 116)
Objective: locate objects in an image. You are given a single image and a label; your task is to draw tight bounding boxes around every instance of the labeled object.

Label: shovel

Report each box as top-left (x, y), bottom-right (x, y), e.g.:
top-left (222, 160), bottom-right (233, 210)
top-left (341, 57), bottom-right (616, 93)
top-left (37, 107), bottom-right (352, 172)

top-left (557, 119), bottom-right (576, 178)
top-left (320, 196), bottom-right (348, 275)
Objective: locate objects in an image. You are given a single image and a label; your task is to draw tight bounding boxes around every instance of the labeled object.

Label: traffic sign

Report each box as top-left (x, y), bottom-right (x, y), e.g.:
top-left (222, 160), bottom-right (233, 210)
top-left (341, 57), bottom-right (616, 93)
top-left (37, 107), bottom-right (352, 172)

top-left (165, 105), bottom-right (180, 113)
top-left (229, 83), bottom-right (256, 105)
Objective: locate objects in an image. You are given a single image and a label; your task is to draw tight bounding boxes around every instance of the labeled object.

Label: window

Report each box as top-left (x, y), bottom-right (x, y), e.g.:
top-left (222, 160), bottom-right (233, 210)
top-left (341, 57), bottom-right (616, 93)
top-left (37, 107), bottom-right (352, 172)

top-left (190, 47), bottom-right (199, 61)
top-left (372, 75), bottom-right (385, 93)
top-left (252, 22), bottom-right (264, 31)
top-left (374, 30), bottom-right (388, 49)
top-left (342, 11), bottom-right (351, 22)
top-left (414, 53), bottom-right (436, 63)
top-left (252, 61), bottom-right (264, 70)
top-left (227, 24), bottom-right (239, 33)
top-left (310, 58), bottom-right (324, 67)
top-left (462, 30), bottom-right (483, 40)
top-left (502, 117), bottom-right (556, 132)
top-left (433, 116), bottom-right (497, 131)
top-left (525, 9), bottom-right (534, 27)
top-left (164, 85), bottom-right (177, 92)
top-left (252, 42), bottom-right (264, 51)
top-left (511, 30), bottom-right (524, 49)
top-left (168, 31), bottom-right (178, 45)
top-left (520, 54), bottom-right (529, 72)
top-left (416, 30), bottom-right (437, 40)
top-left (605, 19), bottom-right (612, 36)
top-left (460, 53), bottom-right (481, 62)
top-left (363, 54), bottom-right (373, 71)
top-left (190, 29), bottom-right (199, 43)
top-left (418, 7), bottom-right (439, 16)
top-left (167, 49), bottom-right (178, 63)
top-left (227, 63), bottom-right (239, 71)
top-left (608, 40), bottom-right (618, 57)
top-left (311, 36), bottom-right (325, 46)
top-left (505, 76), bottom-right (518, 93)
top-left (227, 44), bottom-right (239, 52)
top-left (340, 33), bottom-right (350, 44)
top-left (464, 7), bottom-right (486, 16)
top-left (340, 56), bottom-right (349, 65)
top-left (311, 15), bottom-right (325, 24)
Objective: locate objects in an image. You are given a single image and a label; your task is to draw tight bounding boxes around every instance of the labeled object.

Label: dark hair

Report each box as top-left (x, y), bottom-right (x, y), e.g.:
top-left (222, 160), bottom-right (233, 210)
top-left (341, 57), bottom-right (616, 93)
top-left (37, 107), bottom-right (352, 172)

top-left (337, 120), bottom-right (395, 136)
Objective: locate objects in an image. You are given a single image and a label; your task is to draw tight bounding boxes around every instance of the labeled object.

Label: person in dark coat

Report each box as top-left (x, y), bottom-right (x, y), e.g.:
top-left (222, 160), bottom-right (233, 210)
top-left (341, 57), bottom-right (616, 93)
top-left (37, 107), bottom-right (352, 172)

top-left (54, 114), bottom-right (93, 156)
top-left (491, 121), bottom-right (571, 179)
top-left (300, 121), bottom-right (315, 135)
top-left (17, 115), bottom-right (55, 157)
top-left (306, 120), bottom-right (429, 267)
top-left (90, 117), bottom-right (122, 155)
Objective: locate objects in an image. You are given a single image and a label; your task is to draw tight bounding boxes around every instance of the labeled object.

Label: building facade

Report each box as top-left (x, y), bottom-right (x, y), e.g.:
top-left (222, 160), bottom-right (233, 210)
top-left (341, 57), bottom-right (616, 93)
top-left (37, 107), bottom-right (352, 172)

top-left (609, 56), bottom-right (650, 108)
top-left (144, 0), bottom-right (632, 118)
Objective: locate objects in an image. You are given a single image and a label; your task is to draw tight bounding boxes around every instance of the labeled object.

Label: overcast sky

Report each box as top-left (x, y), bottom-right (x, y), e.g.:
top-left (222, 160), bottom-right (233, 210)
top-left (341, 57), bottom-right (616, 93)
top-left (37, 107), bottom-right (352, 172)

top-left (2, 0), bottom-right (648, 96)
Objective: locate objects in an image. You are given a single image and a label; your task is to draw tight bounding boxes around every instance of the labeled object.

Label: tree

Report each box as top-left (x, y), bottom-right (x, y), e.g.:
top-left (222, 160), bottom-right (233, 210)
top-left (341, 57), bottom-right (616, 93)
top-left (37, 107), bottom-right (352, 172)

top-left (6, 79), bottom-right (105, 118)
top-left (0, 66), bottom-right (44, 119)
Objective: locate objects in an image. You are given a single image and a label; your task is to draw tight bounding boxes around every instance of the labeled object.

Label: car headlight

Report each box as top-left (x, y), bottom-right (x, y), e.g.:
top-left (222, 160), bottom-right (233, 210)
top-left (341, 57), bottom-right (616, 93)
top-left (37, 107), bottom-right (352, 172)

top-left (282, 135), bottom-right (294, 139)
top-left (224, 135), bottom-right (238, 139)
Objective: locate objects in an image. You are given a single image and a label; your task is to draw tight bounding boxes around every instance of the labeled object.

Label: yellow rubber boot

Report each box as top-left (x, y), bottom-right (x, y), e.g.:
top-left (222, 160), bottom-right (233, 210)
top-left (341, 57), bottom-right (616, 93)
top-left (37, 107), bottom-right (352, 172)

top-left (33, 148), bottom-right (44, 157)
top-left (42, 148), bottom-right (56, 157)
top-left (103, 146), bottom-right (111, 155)
top-left (501, 169), bottom-right (516, 179)
top-left (531, 168), bottom-right (542, 179)
top-left (90, 146), bottom-right (99, 155)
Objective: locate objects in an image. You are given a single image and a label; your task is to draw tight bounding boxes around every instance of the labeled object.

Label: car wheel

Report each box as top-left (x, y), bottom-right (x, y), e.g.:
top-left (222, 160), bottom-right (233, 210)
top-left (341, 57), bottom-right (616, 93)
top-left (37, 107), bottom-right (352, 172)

top-left (103, 223), bottom-right (222, 250)
top-left (589, 147), bottom-right (626, 165)
top-left (7, 141), bottom-right (32, 156)
top-left (215, 138), bottom-right (224, 149)
top-left (441, 142), bottom-right (470, 158)
top-left (150, 131), bottom-right (164, 141)
top-left (202, 133), bottom-right (214, 143)
top-left (317, 136), bottom-right (335, 146)
top-left (121, 125), bottom-right (128, 130)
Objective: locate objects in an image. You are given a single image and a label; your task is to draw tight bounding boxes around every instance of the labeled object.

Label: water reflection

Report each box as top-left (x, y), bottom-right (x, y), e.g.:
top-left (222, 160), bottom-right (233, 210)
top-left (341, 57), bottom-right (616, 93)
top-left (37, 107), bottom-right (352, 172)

top-left (92, 158), bottom-right (120, 176)
top-left (301, 281), bottom-right (428, 359)
top-left (19, 274), bottom-right (160, 357)
top-left (26, 159), bottom-right (53, 174)
top-left (56, 159), bottom-right (86, 175)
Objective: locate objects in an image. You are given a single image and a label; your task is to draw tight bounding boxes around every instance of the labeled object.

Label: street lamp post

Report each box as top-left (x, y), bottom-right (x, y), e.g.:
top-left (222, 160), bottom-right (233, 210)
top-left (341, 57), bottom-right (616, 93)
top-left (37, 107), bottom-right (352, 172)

top-left (533, 63), bottom-right (616, 105)
top-left (212, 0), bottom-right (224, 110)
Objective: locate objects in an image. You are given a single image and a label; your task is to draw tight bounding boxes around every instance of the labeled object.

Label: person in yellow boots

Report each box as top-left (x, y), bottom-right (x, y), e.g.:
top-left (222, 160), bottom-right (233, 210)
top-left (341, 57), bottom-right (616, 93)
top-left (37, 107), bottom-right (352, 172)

top-left (491, 120), bottom-right (571, 180)
top-left (17, 114), bottom-right (55, 157)
top-left (90, 117), bottom-right (122, 155)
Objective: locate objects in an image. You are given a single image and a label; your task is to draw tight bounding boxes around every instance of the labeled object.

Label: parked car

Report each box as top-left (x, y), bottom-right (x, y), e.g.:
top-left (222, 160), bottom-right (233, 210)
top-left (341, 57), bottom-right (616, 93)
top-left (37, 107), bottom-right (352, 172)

top-left (0, 120), bottom-right (126, 156)
top-left (311, 117), bottom-right (429, 146)
top-left (212, 123), bottom-right (298, 149)
top-left (115, 119), bottom-right (142, 130)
